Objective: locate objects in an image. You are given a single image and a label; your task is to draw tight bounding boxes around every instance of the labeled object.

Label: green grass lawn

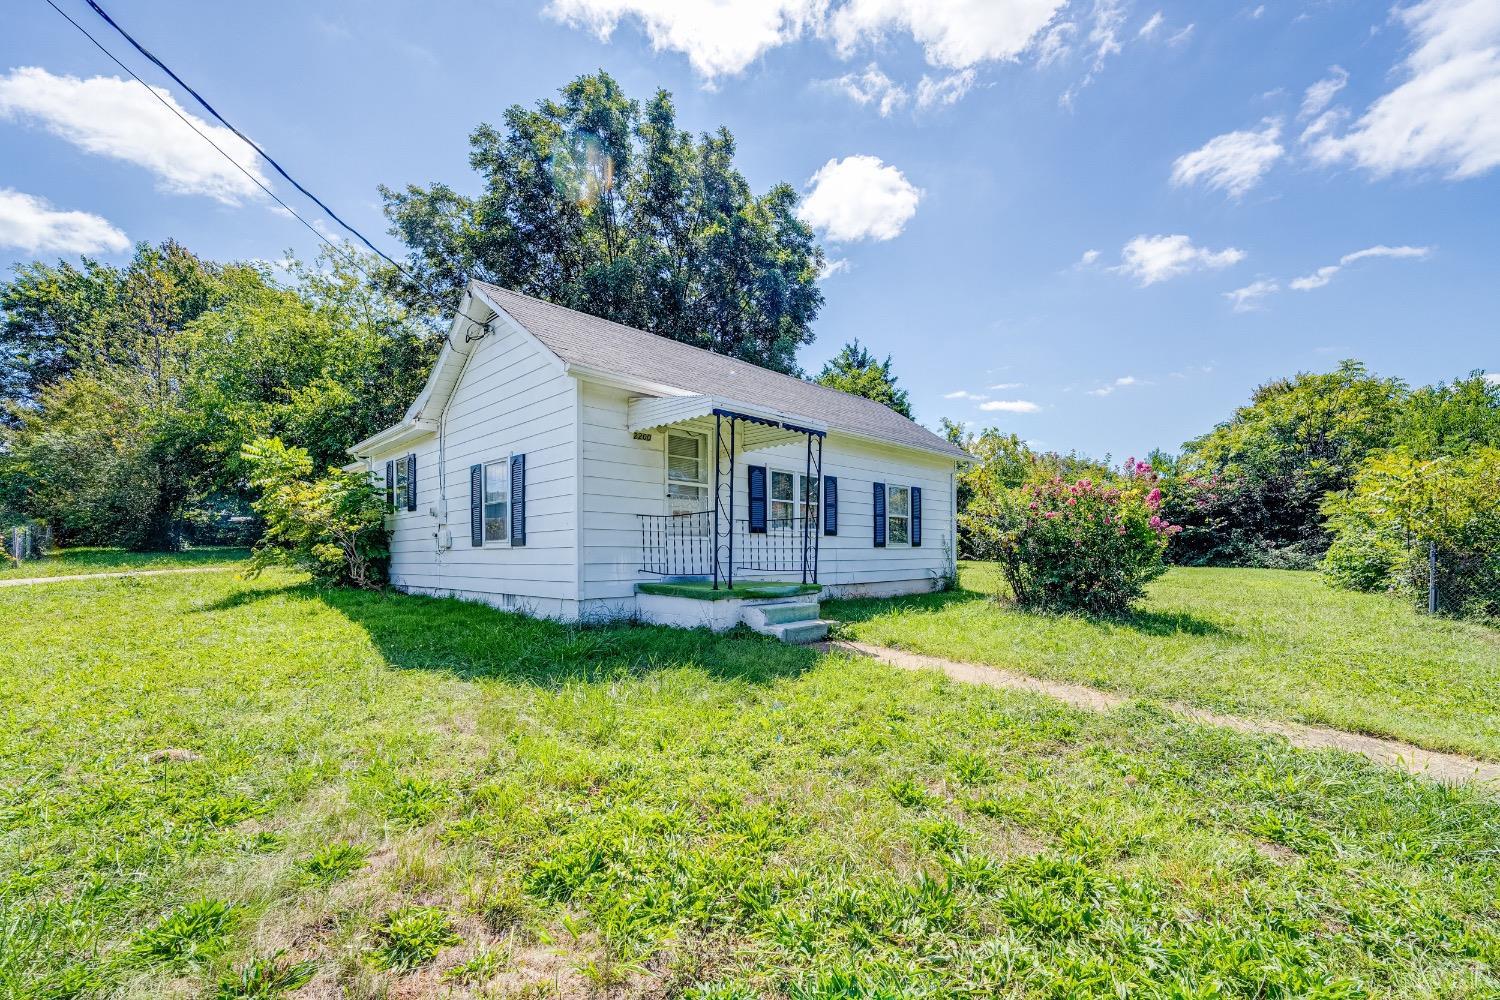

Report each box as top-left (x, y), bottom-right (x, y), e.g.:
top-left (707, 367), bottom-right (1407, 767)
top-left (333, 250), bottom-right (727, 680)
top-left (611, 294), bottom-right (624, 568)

top-left (827, 562), bottom-right (1500, 761)
top-left (0, 546), bottom-right (250, 580)
top-left (2, 570), bottom-right (1499, 998)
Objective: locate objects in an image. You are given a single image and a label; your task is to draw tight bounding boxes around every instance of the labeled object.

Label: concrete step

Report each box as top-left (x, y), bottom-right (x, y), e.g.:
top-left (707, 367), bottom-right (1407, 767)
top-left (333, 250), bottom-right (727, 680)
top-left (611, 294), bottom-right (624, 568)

top-left (744, 601), bottom-right (821, 628)
top-left (766, 619), bottom-right (832, 644)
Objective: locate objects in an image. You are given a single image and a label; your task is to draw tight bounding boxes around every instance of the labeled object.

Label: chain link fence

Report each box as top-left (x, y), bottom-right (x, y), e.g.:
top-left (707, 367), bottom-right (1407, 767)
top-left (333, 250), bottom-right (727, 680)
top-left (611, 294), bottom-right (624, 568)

top-left (5, 522), bottom-right (52, 566)
top-left (1405, 539), bottom-right (1500, 620)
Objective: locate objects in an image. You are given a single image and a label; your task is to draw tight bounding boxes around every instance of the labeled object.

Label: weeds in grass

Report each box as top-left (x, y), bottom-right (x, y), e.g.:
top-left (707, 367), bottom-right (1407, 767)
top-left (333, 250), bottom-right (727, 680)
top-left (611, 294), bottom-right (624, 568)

top-left (384, 776), bottom-right (449, 825)
top-left (298, 842), bottom-right (368, 885)
top-left (128, 899), bottom-right (237, 968)
top-left (887, 778), bottom-right (938, 810)
top-left (213, 950), bottom-right (316, 998)
top-left (440, 946), bottom-right (510, 985)
top-left (368, 905), bottom-right (461, 971)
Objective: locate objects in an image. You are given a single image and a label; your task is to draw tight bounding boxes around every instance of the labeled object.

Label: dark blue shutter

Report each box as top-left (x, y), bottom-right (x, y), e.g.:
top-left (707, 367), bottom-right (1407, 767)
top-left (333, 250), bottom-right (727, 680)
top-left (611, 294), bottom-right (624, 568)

top-left (873, 482), bottom-right (886, 547)
top-left (385, 461), bottom-right (395, 511)
top-left (509, 453), bottom-right (526, 546)
top-left (470, 464), bottom-right (483, 546)
top-left (823, 476), bottom-right (838, 536)
top-left (406, 454), bottom-right (418, 511)
top-left (911, 486), bottom-right (922, 547)
top-left (747, 465), bottom-right (767, 533)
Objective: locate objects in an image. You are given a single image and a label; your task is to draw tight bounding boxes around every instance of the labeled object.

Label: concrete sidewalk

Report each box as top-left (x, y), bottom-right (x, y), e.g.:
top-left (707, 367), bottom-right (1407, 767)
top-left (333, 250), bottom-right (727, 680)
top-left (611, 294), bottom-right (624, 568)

top-left (0, 566), bottom-right (232, 588)
top-left (832, 639), bottom-right (1500, 789)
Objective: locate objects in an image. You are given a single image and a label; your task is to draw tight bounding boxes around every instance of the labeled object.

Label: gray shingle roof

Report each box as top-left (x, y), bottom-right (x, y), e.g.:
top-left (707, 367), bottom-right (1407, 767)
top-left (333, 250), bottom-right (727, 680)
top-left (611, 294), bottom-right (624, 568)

top-left (475, 282), bottom-right (967, 461)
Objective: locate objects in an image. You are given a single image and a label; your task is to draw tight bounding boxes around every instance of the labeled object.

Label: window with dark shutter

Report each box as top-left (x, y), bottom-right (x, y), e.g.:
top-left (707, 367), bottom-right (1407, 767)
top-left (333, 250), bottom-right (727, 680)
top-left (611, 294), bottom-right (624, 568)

top-left (747, 465), bottom-right (767, 533)
top-left (823, 476), bottom-right (838, 536)
top-left (911, 486), bottom-right (923, 546)
top-left (872, 481), bottom-right (886, 547)
top-left (509, 453), bottom-right (526, 546)
top-left (405, 454), bottom-right (418, 511)
top-left (470, 464), bottom-right (483, 546)
top-left (386, 461), bottom-right (395, 511)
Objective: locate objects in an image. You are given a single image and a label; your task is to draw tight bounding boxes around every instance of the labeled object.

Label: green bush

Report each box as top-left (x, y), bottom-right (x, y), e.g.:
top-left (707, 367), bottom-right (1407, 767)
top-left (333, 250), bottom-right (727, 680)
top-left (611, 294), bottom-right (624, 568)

top-left (241, 437), bottom-right (387, 589)
top-left (964, 460), bottom-right (1177, 615)
top-left (1323, 446), bottom-right (1500, 617)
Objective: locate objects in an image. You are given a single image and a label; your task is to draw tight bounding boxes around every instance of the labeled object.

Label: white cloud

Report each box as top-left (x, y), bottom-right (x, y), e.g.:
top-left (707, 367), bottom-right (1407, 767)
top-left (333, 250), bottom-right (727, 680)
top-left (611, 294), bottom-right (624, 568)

top-left (1166, 23), bottom-right (1194, 46)
top-left (1077, 248), bottom-right (1101, 266)
top-left (1088, 374), bottom-right (1139, 396)
top-left (988, 381), bottom-right (1024, 389)
top-left (1224, 278), bottom-right (1279, 311)
top-left (1138, 11), bottom-right (1164, 38)
top-left (1289, 244), bottom-right (1432, 290)
top-left (1307, 0), bottom-right (1500, 179)
top-left (1114, 234), bottom-right (1246, 286)
top-left (1484, 372), bottom-right (1500, 386)
top-left (1035, 20), bottom-right (1075, 66)
top-left (829, 0), bottom-right (1070, 70)
top-left (915, 69), bottom-right (976, 109)
top-left (827, 62), bottom-right (909, 115)
top-left (0, 67), bottom-right (266, 204)
top-left (547, 0), bottom-right (1072, 78)
top-left (1171, 118), bottom-right (1284, 197)
top-left (0, 188), bottom-right (128, 255)
top-left (1300, 65), bottom-right (1348, 120)
top-left (944, 389), bottom-right (988, 400)
top-left (979, 399), bottom-right (1041, 413)
top-left (543, 0), bottom-right (820, 77)
top-left (819, 257), bottom-right (851, 279)
top-left (798, 155), bottom-right (921, 242)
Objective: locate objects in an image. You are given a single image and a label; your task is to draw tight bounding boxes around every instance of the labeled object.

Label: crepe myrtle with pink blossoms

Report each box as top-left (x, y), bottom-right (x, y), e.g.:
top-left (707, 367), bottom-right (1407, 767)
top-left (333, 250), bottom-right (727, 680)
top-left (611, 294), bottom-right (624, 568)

top-left (964, 458), bottom-right (1181, 615)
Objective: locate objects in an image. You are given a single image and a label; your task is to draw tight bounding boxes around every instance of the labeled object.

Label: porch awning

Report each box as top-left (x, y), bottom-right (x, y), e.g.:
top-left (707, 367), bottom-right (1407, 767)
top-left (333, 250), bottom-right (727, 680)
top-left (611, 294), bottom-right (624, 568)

top-left (627, 394), bottom-right (827, 452)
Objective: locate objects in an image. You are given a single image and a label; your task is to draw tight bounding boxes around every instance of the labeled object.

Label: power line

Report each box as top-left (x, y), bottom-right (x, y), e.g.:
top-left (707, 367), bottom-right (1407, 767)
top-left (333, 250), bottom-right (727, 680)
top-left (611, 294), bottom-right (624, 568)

top-left (41, 0), bottom-right (458, 322)
top-left (80, 0), bottom-right (406, 273)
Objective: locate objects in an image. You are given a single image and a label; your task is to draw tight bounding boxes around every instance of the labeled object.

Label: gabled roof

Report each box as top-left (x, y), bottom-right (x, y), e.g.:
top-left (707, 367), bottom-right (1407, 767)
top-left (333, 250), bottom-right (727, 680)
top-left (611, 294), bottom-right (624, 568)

top-left (352, 281), bottom-right (969, 461)
top-left (473, 282), bottom-right (968, 461)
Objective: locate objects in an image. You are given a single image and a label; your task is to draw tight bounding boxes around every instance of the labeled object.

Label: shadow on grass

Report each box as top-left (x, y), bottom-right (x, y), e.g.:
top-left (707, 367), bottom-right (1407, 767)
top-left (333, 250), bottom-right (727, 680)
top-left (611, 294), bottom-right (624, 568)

top-left (826, 584), bottom-right (1231, 639)
top-left (200, 581), bottom-right (821, 687)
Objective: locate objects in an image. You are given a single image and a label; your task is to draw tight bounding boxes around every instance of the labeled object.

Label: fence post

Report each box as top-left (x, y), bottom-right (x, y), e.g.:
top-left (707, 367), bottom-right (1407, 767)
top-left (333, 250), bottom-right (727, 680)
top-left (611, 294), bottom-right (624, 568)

top-left (1428, 539), bottom-right (1438, 614)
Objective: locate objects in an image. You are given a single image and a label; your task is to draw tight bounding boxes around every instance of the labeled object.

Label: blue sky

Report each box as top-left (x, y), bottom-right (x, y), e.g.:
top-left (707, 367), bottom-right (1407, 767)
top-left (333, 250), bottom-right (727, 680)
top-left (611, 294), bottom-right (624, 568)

top-left (2, 0), bottom-right (1496, 460)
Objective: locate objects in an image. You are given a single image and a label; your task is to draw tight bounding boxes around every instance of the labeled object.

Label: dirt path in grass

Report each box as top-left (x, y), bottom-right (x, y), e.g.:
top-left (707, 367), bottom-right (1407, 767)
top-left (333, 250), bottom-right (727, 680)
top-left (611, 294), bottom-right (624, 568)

top-left (832, 640), bottom-right (1500, 789)
top-left (0, 566), bottom-right (233, 587)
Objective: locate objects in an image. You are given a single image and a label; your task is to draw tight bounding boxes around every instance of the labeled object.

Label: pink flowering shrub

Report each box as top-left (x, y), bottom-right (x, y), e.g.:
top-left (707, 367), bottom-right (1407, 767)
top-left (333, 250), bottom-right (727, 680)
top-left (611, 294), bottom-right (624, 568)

top-left (963, 458), bottom-right (1180, 615)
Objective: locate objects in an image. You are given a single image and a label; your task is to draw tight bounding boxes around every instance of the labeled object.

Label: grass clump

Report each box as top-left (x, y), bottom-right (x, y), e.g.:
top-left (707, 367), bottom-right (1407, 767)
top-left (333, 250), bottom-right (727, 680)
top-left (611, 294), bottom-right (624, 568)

top-left (213, 951), bottom-right (316, 998)
top-left (298, 841), bottom-right (368, 885)
top-left (128, 899), bottom-right (238, 968)
top-left (368, 905), bottom-right (462, 971)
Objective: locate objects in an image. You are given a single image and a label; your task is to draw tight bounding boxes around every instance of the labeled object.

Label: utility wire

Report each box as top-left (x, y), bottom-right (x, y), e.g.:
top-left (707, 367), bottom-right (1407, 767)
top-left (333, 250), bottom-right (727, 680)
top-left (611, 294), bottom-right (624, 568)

top-left (41, 0), bottom-right (460, 324)
top-left (80, 0), bottom-right (405, 273)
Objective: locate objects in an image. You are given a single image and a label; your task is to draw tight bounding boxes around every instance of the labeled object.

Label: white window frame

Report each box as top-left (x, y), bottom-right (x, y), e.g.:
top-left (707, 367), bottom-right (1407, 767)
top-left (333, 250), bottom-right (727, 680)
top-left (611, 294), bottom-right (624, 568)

top-left (482, 458), bottom-right (510, 545)
top-left (886, 484), bottom-right (911, 546)
top-left (769, 469), bottom-right (819, 530)
top-left (393, 457), bottom-right (409, 512)
top-left (664, 430), bottom-right (710, 534)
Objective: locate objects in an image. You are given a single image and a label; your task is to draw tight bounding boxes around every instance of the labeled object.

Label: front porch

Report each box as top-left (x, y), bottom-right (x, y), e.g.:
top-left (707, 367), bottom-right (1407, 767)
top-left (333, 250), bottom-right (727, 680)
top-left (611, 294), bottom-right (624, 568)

top-left (629, 395), bottom-right (827, 590)
top-left (634, 579), bottom-right (832, 643)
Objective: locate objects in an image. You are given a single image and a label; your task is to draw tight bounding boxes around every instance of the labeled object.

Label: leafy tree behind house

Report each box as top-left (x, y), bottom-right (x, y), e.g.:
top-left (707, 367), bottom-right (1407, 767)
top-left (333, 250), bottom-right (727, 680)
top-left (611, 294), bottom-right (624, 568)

top-left (815, 340), bottom-right (912, 417)
top-left (381, 71), bottom-right (825, 376)
top-left (1168, 360), bottom-right (1407, 566)
top-left (1, 244), bottom-right (436, 549)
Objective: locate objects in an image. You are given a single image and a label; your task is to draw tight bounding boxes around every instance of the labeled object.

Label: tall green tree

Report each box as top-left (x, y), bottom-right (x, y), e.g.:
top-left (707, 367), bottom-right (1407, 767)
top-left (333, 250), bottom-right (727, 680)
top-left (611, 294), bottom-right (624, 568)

top-left (0, 241), bottom-right (252, 412)
top-left (1172, 360), bottom-right (1407, 562)
top-left (1, 245), bottom-right (436, 548)
top-left (815, 340), bottom-right (912, 417)
top-left (381, 71), bottom-right (825, 375)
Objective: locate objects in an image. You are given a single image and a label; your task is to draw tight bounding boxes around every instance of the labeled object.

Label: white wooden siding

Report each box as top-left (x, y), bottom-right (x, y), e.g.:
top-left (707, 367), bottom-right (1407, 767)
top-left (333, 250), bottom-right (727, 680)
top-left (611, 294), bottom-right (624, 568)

top-left (369, 323), bottom-right (579, 614)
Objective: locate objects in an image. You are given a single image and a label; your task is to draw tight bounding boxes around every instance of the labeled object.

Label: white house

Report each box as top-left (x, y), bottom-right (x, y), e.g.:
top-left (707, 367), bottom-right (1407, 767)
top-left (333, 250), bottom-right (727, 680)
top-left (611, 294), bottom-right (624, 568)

top-left (348, 280), bottom-right (968, 634)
